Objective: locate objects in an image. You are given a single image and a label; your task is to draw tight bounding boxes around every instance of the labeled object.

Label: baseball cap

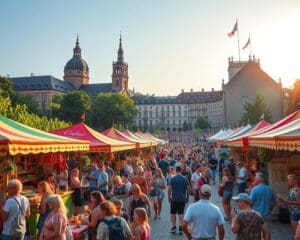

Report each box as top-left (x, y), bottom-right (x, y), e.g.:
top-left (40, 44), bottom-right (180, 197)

top-left (232, 193), bottom-right (251, 203)
top-left (200, 184), bottom-right (211, 196)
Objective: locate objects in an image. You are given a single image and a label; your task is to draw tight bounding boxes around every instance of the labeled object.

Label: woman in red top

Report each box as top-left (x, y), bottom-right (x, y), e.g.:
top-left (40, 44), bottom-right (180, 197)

top-left (133, 207), bottom-right (150, 240)
top-left (197, 168), bottom-right (210, 190)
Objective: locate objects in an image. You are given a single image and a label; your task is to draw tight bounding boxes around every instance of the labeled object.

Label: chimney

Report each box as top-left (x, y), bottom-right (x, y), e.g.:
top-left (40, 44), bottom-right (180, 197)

top-left (201, 88), bottom-right (204, 92)
top-left (211, 88), bottom-right (214, 92)
top-left (190, 88), bottom-right (193, 92)
top-left (181, 89), bottom-right (184, 93)
top-left (30, 73), bottom-right (35, 77)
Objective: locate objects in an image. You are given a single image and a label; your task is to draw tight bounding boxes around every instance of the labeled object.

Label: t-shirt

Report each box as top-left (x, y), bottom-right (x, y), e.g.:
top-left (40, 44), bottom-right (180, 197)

top-left (89, 168), bottom-right (100, 188)
top-left (169, 174), bottom-right (189, 202)
top-left (235, 211), bottom-right (264, 240)
top-left (250, 183), bottom-right (276, 217)
top-left (98, 171), bottom-right (109, 191)
top-left (158, 159), bottom-right (169, 177)
top-left (2, 195), bottom-right (30, 236)
top-left (169, 159), bottom-right (176, 167)
top-left (237, 167), bottom-right (247, 184)
top-left (96, 216), bottom-right (132, 240)
top-left (184, 199), bottom-right (224, 238)
top-left (209, 159), bottom-right (218, 171)
top-left (191, 172), bottom-right (201, 190)
top-left (287, 188), bottom-right (300, 213)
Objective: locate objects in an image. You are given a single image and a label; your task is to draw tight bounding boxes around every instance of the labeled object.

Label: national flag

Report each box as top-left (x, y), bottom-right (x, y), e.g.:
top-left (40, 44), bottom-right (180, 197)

top-left (228, 21), bottom-right (238, 37)
top-left (80, 112), bottom-right (85, 122)
top-left (242, 36), bottom-right (251, 49)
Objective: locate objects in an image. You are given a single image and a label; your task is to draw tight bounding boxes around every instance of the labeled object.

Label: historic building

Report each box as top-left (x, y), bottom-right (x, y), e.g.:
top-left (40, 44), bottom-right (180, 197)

top-left (10, 36), bottom-right (130, 111)
top-left (133, 89), bottom-right (224, 132)
top-left (223, 56), bottom-right (284, 127)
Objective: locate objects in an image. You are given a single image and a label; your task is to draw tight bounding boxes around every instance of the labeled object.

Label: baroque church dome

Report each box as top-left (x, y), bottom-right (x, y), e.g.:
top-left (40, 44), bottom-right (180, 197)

top-left (64, 36), bottom-right (89, 72)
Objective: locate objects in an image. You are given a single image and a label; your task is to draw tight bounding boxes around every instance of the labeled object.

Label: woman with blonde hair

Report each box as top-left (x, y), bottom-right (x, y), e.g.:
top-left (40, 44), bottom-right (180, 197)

top-left (97, 201), bottom-right (132, 240)
top-left (150, 168), bottom-right (166, 219)
top-left (133, 208), bottom-right (150, 240)
top-left (111, 175), bottom-right (127, 198)
top-left (37, 181), bottom-right (54, 238)
top-left (39, 195), bottom-right (68, 240)
top-left (71, 168), bottom-right (82, 215)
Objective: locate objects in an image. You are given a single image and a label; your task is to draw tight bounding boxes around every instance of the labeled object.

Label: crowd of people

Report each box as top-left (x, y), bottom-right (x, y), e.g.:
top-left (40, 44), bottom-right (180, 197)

top-left (1, 136), bottom-right (300, 240)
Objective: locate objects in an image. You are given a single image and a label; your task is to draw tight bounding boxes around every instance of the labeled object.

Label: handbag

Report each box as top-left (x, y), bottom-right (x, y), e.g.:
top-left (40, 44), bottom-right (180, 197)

top-left (218, 185), bottom-right (224, 197)
top-left (148, 188), bottom-right (158, 197)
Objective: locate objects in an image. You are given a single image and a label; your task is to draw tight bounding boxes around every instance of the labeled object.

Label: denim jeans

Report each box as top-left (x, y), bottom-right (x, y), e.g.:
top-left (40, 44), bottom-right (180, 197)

top-left (1, 234), bottom-right (24, 240)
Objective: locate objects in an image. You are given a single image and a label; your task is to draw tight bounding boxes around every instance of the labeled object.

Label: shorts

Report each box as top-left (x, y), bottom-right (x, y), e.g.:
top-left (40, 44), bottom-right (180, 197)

top-left (290, 211), bottom-right (300, 222)
top-left (222, 190), bottom-right (233, 201)
top-left (170, 201), bottom-right (186, 215)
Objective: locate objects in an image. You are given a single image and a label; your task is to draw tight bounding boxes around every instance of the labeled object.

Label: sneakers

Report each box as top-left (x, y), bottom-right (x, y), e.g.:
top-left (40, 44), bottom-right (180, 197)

top-left (170, 226), bottom-right (177, 233)
top-left (178, 226), bottom-right (183, 234)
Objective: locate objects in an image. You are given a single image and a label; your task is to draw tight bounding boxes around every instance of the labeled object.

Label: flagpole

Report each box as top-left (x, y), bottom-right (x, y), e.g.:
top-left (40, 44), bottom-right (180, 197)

top-left (237, 20), bottom-right (241, 61)
top-left (249, 35), bottom-right (252, 57)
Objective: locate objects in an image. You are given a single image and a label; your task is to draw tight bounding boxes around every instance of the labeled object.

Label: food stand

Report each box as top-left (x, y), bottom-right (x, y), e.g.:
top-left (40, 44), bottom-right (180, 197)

top-left (0, 115), bottom-right (89, 238)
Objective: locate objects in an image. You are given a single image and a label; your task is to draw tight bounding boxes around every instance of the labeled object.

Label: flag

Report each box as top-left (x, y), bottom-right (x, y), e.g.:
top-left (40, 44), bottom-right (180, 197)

top-left (80, 112), bottom-right (85, 122)
top-left (260, 112), bottom-right (265, 120)
top-left (228, 21), bottom-right (238, 37)
top-left (242, 36), bottom-right (251, 49)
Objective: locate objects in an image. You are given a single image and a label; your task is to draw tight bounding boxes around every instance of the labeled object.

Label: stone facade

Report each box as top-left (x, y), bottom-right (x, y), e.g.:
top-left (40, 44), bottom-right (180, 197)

top-left (223, 56), bottom-right (283, 127)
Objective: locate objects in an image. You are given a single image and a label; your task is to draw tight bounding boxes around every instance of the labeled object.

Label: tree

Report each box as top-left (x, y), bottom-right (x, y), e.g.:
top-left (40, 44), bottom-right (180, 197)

top-left (194, 117), bottom-right (211, 130)
top-left (91, 93), bottom-right (137, 130)
top-left (287, 79), bottom-right (300, 114)
top-left (0, 76), bottom-right (14, 99)
top-left (60, 91), bottom-right (91, 124)
top-left (48, 94), bottom-right (64, 118)
top-left (13, 93), bottom-right (39, 114)
top-left (240, 94), bottom-right (272, 125)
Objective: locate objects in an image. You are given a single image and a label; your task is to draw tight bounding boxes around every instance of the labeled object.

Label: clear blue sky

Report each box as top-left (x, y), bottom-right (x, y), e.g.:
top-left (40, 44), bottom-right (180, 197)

top-left (1, 0), bottom-right (300, 95)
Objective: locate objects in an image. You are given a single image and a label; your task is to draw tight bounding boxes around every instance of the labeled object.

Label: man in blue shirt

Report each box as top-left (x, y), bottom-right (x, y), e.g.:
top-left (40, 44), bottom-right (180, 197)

top-left (86, 161), bottom-right (100, 192)
top-left (250, 172), bottom-right (277, 217)
top-left (168, 166), bottom-right (190, 234)
top-left (158, 156), bottom-right (169, 178)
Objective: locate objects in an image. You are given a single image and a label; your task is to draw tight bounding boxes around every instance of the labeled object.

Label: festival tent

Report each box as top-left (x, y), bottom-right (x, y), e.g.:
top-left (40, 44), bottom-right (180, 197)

top-left (249, 118), bottom-right (300, 151)
top-left (52, 123), bottom-right (136, 152)
top-left (123, 130), bottom-right (156, 146)
top-left (102, 127), bottom-right (152, 148)
top-left (208, 129), bottom-right (224, 141)
top-left (222, 124), bottom-right (252, 141)
top-left (135, 131), bottom-right (160, 145)
top-left (226, 120), bottom-right (272, 147)
top-left (214, 127), bottom-right (242, 141)
top-left (0, 115), bottom-right (89, 156)
top-left (136, 130), bottom-right (167, 145)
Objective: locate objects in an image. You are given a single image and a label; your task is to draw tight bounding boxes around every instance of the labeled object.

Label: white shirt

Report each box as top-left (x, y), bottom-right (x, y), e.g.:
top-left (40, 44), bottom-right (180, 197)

top-left (237, 167), bottom-right (248, 184)
top-left (184, 199), bottom-right (225, 238)
top-left (191, 172), bottom-right (201, 190)
top-left (2, 195), bottom-right (30, 236)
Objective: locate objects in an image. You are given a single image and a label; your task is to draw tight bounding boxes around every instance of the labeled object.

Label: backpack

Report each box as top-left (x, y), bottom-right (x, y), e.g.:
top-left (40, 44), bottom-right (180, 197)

top-left (102, 217), bottom-right (125, 240)
top-left (10, 197), bottom-right (27, 237)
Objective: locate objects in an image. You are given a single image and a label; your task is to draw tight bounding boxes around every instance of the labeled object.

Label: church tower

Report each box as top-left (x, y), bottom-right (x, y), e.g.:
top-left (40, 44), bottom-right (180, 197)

top-left (112, 35), bottom-right (128, 92)
top-left (64, 36), bottom-right (89, 90)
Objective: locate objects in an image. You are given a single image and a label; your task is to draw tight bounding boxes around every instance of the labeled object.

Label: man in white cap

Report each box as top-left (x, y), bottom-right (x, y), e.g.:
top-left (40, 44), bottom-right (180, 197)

top-left (182, 184), bottom-right (225, 240)
top-left (231, 193), bottom-right (269, 240)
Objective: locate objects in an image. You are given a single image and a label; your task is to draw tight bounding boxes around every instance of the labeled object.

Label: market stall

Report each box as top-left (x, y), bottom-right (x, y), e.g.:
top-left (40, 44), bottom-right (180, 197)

top-left (0, 115), bottom-right (89, 238)
top-left (136, 130), bottom-right (168, 145)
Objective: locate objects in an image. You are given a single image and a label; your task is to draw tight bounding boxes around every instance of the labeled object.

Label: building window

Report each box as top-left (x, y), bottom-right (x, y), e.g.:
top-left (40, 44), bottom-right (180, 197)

top-left (116, 80), bottom-right (120, 87)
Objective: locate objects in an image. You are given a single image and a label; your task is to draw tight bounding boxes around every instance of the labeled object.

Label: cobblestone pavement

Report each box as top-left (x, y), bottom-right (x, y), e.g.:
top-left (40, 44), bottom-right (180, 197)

top-left (150, 183), bottom-right (294, 240)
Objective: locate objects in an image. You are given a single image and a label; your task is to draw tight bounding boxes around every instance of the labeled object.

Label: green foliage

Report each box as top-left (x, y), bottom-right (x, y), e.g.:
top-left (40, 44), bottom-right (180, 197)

top-left (60, 91), bottom-right (91, 124)
top-left (257, 148), bottom-right (274, 163)
top-left (0, 76), bottom-right (14, 99)
top-left (91, 93), bottom-right (137, 130)
top-left (240, 95), bottom-right (272, 125)
top-left (0, 96), bottom-right (69, 132)
top-left (13, 93), bottom-right (39, 114)
top-left (194, 117), bottom-right (211, 130)
top-left (287, 79), bottom-right (300, 114)
top-left (48, 94), bottom-right (64, 118)
top-left (80, 155), bottom-right (91, 170)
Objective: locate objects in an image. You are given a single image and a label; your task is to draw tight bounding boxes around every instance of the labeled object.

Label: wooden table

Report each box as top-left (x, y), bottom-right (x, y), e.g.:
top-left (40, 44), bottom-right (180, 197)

top-left (70, 224), bottom-right (88, 239)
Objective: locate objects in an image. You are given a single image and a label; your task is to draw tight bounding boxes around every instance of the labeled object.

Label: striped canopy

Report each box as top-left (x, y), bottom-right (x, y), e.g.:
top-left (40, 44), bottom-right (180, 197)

top-left (123, 130), bottom-right (154, 146)
top-left (102, 127), bottom-right (152, 148)
top-left (52, 123), bottom-right (136, 152)
top-left (0, 115), bottom-right (89, 156)
top-left (136, 130), bottom-right (167, 145)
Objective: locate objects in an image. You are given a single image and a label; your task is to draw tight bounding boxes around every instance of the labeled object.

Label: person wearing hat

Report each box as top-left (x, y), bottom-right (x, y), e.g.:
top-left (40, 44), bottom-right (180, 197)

top-left (231, 193), bottom-right (269, 240)
top-left (236, 161), bottom-right (248, 194)
top-left (183, 184), bottom-right (225, 240)
top-left (168, 166), bottom-right (190, 234)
